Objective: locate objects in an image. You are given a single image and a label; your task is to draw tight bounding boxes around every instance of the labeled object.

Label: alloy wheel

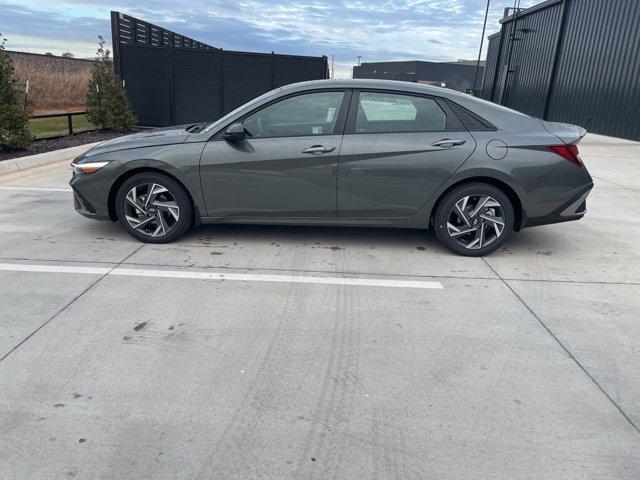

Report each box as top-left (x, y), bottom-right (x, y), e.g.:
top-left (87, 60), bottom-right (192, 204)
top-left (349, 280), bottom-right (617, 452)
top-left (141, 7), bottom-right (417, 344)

top-left (123, 183), bottom-right (180, 237)
top-left (446, 195), bottom-right (506, 250)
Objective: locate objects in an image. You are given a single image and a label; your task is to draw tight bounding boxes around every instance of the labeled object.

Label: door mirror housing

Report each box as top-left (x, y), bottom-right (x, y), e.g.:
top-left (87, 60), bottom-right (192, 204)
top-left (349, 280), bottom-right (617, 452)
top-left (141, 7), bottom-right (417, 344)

top-left (224, 123), bottom-right (246, 142)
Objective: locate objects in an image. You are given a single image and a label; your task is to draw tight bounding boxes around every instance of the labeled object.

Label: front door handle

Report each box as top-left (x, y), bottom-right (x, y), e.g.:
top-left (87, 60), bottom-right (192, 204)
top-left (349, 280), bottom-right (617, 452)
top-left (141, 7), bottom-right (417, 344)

top-left (302, 145), bottom-right (336, 154)
top-left (432, 139), bottom-right (466, 148)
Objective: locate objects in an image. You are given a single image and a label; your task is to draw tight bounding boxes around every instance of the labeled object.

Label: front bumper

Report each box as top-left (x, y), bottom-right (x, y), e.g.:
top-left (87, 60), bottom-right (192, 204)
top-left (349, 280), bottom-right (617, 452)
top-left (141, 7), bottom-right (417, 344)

top-left (72, 188), bottom-right (98, 219)
top-left (69, 161), bottom-right (124, 221)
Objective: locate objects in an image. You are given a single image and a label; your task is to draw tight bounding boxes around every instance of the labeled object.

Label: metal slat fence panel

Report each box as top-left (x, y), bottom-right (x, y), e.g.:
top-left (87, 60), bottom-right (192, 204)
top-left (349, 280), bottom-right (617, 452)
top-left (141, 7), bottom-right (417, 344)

top-left (273, 56), bottom-right (328, 87)
top-left (120, 46), bottom-right (172, 126)
top-left (221, 52), bottom-right (273, 114)
top-left (172, 49), bottom-right (222, 124)
top-left (220, 52), bottom-right (329, 114)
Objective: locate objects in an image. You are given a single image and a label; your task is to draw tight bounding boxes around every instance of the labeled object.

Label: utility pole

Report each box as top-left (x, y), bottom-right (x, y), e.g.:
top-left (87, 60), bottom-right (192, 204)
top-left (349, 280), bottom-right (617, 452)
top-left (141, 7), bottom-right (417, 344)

top-left (331, 55), bottom-right (335, 79)
top-left (473, 0), bottom-right (491, 93)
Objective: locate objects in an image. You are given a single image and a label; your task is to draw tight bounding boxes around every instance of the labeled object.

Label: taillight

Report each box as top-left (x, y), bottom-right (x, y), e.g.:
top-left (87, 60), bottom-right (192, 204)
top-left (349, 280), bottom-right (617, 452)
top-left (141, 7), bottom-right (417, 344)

top-left (548, 144), bottom-right (583, 167)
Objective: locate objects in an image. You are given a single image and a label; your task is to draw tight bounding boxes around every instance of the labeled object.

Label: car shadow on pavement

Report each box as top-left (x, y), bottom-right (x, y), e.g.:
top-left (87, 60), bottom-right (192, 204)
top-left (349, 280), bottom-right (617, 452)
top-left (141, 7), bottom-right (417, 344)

top-left (83, 218), bottom-right (563, 258)
top-left (179, 223), bottom-right (445, 253)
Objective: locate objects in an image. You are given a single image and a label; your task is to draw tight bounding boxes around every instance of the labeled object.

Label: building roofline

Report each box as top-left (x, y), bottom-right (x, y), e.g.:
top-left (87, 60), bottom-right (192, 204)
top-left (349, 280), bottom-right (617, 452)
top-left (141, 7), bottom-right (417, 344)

top-left (355, 60), bottom-right (484, 70)
top-left (499, 0), bottom-right (562, 24)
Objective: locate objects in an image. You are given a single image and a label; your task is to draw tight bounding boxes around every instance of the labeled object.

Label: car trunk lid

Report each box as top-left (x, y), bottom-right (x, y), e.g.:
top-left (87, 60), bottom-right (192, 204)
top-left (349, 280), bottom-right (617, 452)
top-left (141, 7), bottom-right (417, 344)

top-left (541, 120), bottom-right (587, 145)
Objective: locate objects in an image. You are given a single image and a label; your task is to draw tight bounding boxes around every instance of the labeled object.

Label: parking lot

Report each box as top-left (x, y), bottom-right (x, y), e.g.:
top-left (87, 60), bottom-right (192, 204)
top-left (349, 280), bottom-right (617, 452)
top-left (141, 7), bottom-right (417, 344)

top-left (1, 134), bottom-right (639, 479)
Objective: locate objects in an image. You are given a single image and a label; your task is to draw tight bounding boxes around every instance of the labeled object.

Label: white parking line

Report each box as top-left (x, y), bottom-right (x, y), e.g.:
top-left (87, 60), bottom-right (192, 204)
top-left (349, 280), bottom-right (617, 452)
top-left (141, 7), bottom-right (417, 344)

top-left (0, 263), bottom-right (444, 289)
top-left (0, 186), bottom-right (72, 192)
top-left (0, 264), bottom-right (109, 275)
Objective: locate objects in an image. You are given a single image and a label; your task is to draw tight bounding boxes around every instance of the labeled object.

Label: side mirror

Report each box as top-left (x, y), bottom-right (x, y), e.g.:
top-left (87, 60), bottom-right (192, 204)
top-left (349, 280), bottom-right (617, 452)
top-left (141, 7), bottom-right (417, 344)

top-left (224, 123), bottom-right (246, 142)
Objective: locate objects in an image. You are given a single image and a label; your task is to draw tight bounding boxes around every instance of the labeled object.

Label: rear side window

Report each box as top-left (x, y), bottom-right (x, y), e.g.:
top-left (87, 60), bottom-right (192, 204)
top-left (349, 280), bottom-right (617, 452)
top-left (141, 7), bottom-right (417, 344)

top-left (355, 92), bottom-right (447, 134)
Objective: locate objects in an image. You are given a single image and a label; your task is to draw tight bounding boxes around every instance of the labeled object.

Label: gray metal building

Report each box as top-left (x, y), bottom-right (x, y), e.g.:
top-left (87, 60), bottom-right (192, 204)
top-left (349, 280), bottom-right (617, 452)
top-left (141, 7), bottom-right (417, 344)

top-left (353, 60), bottom-right (484, 91)
top-left (481, 0), bottom-right (640, 141)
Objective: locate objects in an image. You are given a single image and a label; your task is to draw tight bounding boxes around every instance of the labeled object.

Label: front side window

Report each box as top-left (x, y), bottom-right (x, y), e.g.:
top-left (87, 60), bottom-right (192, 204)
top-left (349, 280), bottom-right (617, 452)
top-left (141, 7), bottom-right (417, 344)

top-left (243, 91), bottom-right (345, 138)
top-left (355, 91), bottom-right (447, 134)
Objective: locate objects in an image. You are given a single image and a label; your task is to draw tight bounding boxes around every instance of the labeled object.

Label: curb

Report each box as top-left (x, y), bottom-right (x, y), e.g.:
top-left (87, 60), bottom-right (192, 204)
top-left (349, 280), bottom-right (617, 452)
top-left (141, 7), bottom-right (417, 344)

top-left (0, 142), bottom-right (102, 176)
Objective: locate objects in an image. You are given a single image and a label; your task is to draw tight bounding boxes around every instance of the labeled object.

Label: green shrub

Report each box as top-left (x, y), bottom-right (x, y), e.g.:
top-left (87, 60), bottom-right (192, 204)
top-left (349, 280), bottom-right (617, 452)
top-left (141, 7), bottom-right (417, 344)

top-left (0, 33), bottom-right (32, 151)
top-left (86, 36), bottom-right (136, 131)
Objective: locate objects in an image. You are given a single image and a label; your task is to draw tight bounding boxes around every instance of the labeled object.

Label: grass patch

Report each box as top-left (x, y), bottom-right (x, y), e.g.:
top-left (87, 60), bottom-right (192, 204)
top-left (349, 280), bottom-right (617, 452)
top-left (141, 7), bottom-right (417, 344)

top-left (11, 54), bottom-right (91, 112)
top-left (29, 114), bottom-right (96, 139)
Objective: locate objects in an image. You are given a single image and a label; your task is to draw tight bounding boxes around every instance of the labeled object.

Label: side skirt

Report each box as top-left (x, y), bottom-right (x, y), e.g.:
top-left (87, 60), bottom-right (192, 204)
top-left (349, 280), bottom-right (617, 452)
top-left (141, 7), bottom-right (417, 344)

top-left (199, 216), bottom-right (429, 229)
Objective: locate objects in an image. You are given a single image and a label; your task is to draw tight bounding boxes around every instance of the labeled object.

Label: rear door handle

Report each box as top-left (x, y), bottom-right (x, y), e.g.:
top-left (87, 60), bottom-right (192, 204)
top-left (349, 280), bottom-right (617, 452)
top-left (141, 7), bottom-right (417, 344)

top-left (302, 145), bottom-right (336, 154)
top-left (432, 139), bottom-right (466, 148)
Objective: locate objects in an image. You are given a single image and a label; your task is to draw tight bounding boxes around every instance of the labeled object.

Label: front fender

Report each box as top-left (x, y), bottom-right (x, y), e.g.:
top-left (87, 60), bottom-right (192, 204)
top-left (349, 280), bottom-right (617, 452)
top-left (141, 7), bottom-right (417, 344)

top-left (105, 143), bottom-right (208, 218)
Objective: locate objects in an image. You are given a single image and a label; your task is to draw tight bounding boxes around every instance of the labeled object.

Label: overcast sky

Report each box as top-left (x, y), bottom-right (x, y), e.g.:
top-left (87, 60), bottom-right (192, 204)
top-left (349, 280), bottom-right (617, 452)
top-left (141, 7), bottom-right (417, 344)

top-left (0, 0), bottom-right (535, 77)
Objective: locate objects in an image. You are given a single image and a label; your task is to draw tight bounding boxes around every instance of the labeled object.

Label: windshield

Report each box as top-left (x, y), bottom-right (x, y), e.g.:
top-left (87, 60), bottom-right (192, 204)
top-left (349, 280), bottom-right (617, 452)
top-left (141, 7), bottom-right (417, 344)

top-left (201, 88), bottom-right (283, 134)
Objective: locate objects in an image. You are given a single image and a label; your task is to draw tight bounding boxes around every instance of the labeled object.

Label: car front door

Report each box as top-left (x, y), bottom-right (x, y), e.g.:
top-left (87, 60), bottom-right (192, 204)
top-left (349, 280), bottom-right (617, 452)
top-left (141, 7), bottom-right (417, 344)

top-left (337, 90), bottom-right (476, 218)
top-left (200, 90), bottom-right (350, 218)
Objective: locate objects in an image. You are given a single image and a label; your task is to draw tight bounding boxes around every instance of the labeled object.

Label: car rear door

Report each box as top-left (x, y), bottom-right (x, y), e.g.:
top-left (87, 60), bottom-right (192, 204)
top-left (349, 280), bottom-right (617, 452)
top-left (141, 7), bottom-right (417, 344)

top-left (200, 89), bottom-right (350, 218)
top-left (337, 90), bottom-right (476, 218)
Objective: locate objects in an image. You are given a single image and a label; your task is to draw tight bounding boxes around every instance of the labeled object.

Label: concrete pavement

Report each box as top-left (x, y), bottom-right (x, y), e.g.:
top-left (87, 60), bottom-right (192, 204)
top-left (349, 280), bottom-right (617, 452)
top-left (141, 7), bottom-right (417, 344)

top-left (0, 134), bottom-right (639, 479)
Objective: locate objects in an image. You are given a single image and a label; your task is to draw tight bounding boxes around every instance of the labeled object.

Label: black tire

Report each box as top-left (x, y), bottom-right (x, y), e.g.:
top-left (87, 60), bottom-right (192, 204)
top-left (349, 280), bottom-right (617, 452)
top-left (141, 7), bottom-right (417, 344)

top-left (115, 172), bottom-right (193, 243)
top-left (433, 182), bottom-right (514, 257)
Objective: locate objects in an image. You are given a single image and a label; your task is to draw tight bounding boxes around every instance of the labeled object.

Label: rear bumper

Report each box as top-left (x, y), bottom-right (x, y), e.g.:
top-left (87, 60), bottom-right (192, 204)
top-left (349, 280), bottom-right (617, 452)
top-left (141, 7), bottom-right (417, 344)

top-left (525, 184), bottom-right (592, 228)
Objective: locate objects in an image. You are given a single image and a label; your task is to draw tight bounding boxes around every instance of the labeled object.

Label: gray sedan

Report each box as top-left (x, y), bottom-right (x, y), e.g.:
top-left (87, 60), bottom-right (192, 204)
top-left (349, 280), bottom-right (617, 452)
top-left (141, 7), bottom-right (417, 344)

top-left (70, 79), bottom-right (593, 256)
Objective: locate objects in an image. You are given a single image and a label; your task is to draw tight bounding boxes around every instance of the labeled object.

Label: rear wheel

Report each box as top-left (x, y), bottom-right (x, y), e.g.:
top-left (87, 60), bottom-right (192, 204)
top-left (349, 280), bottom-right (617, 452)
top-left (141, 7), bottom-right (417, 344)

top-left (115, 172), bottom-right (193, 243)
top-left (433, 183), bottom-right (514, 256)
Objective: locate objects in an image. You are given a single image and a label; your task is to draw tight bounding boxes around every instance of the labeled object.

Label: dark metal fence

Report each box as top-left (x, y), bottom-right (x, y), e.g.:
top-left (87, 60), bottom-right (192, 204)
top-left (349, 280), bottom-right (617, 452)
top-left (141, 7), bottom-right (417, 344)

top-left (31, 112), bottom-right (87, 136)
top-left (30, 111), bottom-right (94, 139)
top-left (111, 12), bottom-right (329, 127)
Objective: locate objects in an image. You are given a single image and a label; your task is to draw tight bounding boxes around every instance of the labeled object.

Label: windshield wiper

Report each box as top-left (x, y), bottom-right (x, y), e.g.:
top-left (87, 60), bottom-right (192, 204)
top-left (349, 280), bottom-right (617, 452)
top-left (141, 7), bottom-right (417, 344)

top-left (185, 123), bottom-right (208, 133)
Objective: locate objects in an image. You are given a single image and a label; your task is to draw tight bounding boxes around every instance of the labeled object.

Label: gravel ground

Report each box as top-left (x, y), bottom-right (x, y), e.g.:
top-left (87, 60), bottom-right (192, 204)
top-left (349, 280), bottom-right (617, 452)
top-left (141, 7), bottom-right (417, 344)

top-left (0, 130), bottom-right (124, 162)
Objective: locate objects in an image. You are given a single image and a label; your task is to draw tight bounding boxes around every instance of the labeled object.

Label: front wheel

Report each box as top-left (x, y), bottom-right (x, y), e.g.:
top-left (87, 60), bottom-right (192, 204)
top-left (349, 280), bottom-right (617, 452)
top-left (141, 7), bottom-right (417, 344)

top-left (115, 172), bottom-right (193, 243)
top-left (433, 183), bottom-right (514, 257)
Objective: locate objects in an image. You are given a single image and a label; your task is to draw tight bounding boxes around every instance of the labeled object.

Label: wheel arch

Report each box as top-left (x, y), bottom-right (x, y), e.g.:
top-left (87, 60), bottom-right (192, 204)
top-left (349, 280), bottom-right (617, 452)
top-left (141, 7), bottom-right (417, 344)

top-left (430, 176), bottom-right (525, 232)
top-left (108, 167), bottom-right (201, 226)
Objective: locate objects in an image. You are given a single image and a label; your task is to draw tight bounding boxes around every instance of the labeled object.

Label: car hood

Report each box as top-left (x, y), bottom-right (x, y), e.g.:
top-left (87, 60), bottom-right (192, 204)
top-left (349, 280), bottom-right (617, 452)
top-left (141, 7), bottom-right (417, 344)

top-left (85, 125), bottom-right (193, 157)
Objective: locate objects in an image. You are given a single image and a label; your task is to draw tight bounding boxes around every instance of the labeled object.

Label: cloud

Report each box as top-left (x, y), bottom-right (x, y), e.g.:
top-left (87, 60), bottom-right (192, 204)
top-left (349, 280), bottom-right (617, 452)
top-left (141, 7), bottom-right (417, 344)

top-left (0, 0), bottom-right (538, 69)
top-left (0, 4), bottom-right (110, 56)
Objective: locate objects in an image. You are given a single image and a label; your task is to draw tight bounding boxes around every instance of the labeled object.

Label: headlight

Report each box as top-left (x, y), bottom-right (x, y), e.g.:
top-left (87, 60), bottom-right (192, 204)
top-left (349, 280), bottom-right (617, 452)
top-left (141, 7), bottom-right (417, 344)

top-left (71, 161), bottom-right (111, 175)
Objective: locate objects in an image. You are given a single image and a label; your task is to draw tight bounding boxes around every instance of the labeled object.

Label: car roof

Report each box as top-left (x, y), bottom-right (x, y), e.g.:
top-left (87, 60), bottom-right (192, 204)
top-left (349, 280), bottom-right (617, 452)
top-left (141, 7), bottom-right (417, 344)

top-left (281, 78), bottom-right (445, 96)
